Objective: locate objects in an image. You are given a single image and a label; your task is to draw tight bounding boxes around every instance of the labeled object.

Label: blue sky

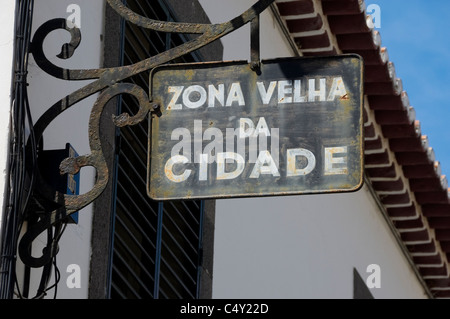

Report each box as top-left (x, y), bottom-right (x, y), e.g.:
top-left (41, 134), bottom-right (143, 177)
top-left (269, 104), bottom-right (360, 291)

top-left (365, 0), bottom-right (450, 180)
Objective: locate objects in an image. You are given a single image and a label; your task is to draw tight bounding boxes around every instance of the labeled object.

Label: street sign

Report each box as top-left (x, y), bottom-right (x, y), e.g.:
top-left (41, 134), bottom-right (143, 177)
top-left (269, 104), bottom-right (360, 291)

top-left (147, 55), bottom-right (364, 200)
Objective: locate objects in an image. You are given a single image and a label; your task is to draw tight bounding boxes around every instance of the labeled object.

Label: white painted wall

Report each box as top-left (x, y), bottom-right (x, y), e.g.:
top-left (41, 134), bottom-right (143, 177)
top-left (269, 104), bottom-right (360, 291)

top-left (199, 0), bottom-right (428, 299)
top-left (17, 0), bottom-right (106, 299)
top-left (212, 186), bottom-right (428, 298)
top-left (0, 1), bottom-right (17, 246)
top-left (198, 0), bottom-right (296, 61)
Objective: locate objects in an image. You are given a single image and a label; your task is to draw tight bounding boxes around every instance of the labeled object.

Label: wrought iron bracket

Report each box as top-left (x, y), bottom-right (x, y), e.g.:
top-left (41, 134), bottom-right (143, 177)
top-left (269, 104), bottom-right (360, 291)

top-left (250, 14), bottom-right (261, 73)
top-left (20, 0), bottom-right (274, 268)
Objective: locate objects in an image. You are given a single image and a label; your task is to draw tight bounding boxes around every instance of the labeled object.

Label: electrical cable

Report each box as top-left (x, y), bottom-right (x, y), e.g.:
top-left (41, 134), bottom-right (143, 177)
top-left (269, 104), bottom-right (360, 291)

top-left (0, 0), bottom-right (36, 299)
top-left (0, 0), bottom-right (65, 299)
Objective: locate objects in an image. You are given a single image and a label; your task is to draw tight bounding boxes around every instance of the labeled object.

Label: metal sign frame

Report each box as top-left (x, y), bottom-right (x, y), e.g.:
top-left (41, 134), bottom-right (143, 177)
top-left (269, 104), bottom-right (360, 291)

top-left (148, 55), bottom-right (364, 200)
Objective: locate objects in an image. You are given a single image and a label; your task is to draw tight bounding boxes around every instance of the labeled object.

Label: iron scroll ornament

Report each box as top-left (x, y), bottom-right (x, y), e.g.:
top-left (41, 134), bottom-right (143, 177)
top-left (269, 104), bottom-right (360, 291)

top-left (20, 0), bottom-right (276, 268)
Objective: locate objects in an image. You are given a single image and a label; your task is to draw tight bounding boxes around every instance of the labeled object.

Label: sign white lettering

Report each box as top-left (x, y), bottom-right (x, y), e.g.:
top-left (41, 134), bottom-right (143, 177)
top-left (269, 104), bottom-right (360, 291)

top-left (166, 76), bottom-right (348, 110)
top-left (164, 117), bottom-right (348, 183)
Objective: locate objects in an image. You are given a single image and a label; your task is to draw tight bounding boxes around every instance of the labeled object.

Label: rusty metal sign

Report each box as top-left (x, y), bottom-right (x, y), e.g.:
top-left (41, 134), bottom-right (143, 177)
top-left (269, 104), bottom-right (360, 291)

top-left (148, 55), bottom-right (364, 200)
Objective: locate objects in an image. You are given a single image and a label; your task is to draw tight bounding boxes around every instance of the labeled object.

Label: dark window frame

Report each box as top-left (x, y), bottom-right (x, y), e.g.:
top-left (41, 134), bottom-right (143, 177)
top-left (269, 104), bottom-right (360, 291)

top-left (89, 0), bottom-right (222, 299)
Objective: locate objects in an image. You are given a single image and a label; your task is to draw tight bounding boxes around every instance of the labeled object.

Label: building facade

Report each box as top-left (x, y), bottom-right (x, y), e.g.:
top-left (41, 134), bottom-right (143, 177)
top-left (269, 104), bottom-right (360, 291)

top-left (1, 0), bottom-right (449, 299)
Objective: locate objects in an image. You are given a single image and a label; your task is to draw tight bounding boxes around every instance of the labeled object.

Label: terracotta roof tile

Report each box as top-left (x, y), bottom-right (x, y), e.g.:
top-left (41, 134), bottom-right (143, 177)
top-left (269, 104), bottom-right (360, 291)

top-left (419, 265), bottom-right (447, 278)
top-left (387, 204), bottom-right (418, 218)
top-left (408, 240), bottom-right (437, 254)
top-left (276, 0), bottom-right (315, 16)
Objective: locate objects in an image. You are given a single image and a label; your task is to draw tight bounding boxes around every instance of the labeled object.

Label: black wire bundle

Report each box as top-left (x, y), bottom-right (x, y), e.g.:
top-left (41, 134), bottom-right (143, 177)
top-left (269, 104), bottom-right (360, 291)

top-left (0, 0), bottom-right (71, 300)
top-left (0, 0), bottom-right (36, 299)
